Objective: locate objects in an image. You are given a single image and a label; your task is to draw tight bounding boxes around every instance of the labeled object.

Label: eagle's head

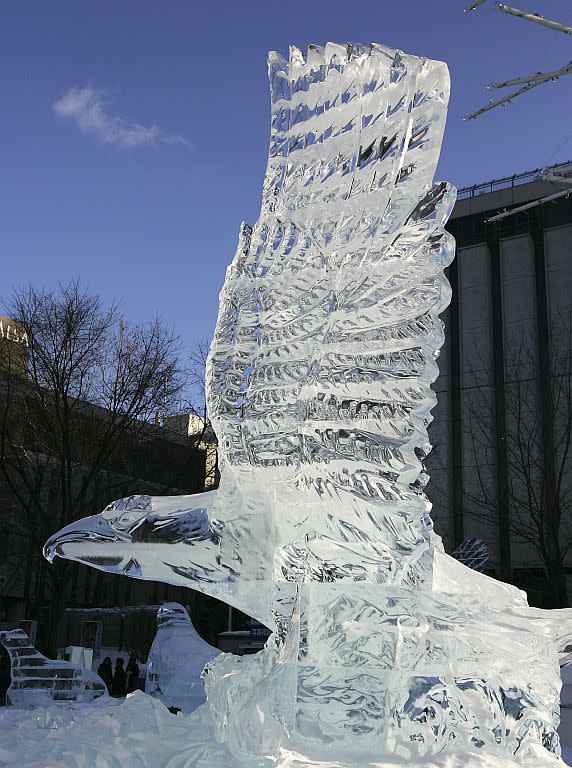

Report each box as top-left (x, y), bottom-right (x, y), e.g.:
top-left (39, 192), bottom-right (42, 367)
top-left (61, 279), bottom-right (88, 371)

top-left (43, 493), bottom-right (217, 579)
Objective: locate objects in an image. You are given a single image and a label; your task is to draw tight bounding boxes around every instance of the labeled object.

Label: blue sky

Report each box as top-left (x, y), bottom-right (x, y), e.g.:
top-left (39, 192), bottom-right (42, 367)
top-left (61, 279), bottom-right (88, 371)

top-left (1, 1), bottom-right (571, 352)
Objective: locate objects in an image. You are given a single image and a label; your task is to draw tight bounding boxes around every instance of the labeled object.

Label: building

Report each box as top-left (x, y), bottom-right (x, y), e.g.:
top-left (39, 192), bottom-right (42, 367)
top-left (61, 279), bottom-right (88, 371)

top-left (0, 323), bottom-right (212, 651)
top-left (164, 412), bottom-right (219, 490)
top-left (427, 161), bottom-right (572, 605)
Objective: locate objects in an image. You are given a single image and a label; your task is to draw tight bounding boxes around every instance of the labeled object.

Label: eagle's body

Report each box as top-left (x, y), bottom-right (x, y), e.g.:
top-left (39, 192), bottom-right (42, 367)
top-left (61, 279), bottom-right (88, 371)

top-left (45, 43), bottom-right (572, 765)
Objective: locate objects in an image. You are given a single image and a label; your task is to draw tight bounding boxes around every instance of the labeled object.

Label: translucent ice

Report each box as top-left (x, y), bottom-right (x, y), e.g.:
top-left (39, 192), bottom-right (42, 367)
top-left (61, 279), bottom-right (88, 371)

top-left (0, 629), bottom-right (106, 707)
top-left (145, 602), bottom-right (219, 712)
top-left (44, 42), bottom-right (572, 765)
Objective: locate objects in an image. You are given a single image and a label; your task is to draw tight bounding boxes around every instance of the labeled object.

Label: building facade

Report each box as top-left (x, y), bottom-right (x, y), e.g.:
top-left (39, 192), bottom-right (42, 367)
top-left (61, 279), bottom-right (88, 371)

top-left (0, 319), bottom-right (211, 644)
top-left (428, 162), bottom-right (572, 604)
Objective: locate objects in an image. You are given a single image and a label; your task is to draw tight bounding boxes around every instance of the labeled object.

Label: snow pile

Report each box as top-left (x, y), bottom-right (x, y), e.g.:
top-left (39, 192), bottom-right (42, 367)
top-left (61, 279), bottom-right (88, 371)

top-left (0, 690), bottom-right (566, 768)
top-left (0, 692), bottom-right (205, 768)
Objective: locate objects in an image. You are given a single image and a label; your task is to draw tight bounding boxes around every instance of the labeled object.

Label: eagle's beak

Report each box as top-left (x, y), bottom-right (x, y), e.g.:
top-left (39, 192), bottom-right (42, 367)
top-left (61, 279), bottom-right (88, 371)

top-left (43, 514), bottom-right (129, 564)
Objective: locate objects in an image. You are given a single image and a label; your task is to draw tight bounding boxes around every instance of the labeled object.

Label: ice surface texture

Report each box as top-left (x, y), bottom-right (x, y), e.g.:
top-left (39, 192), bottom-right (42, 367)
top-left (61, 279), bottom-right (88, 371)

top-left (44, 42), bottom-right (572, 765)
top-left (0, 629), bottom-right (106, 707)
top-left (145, 602), bottom-right (219, 712)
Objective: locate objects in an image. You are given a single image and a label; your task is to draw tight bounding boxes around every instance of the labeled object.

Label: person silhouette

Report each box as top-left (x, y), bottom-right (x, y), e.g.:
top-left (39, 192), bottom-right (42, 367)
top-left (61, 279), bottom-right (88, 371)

top-left (96, 656), bottom-right (112, 694)
top-left (125, 655), bottom-right (140, 693)
top-left (111, 657), bottom-right (126, 697)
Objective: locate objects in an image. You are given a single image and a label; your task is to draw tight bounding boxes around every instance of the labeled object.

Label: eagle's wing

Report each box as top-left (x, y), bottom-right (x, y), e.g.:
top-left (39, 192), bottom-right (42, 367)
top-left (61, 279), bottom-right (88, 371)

top-left (44, 43), bottom-right (455, 606)
top-left (207, 43), bottom-right (455, 582)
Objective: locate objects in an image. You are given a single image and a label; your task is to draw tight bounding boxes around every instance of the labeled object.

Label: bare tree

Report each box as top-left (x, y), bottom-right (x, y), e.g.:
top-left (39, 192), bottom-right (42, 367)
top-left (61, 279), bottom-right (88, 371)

top-left (464, 2), bottom-right (572, 119)
top-left (0, 282), bottom-right (188, 651)
top-left (187, 339), bottom-right (210, 416)
top-left (460, 314), bottom-right (572, 607)
top-left (186, 338), bottom-right (218, 489)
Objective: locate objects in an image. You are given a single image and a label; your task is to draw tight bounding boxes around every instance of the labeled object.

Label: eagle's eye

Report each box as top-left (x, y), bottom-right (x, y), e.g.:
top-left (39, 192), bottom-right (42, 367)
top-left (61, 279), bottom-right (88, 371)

top-left (105, 509), bottom-right (148, 533)
top-left (102, 495), bottom-right (152, 533)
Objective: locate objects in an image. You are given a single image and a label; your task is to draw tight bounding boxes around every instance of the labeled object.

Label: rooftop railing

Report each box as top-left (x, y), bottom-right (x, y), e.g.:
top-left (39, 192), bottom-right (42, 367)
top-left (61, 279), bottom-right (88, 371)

top-left (456, 160), bottom-right (572, 200)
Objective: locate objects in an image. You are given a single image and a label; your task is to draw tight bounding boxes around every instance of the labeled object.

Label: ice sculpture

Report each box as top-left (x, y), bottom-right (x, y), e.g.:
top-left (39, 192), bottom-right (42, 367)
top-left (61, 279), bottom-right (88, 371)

top-left (44, 42), bottom-right (572, 765)
top-left (146, 602), bottom-right (219, 712)
top-left (560, 664), bottom-right (572, 765)
top-left (451, 537), bottom-right (489, 573)
top-left (0, 629), bottom-right (106, 707)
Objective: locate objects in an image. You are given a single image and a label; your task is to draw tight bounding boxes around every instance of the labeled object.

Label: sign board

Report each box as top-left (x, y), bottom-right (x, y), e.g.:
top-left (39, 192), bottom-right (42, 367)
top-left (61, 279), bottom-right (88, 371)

top-left (0, 318), bottom-right (29, 347)
top-left (250, 622), bottom-right (271, 641)
top-left (0, 316), bottom-right (29, 375)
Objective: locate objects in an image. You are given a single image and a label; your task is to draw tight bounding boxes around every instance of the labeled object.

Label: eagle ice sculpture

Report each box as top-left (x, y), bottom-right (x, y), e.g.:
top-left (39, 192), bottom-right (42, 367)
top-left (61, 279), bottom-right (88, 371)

top-left (45, 43), bottom-right (572, 765)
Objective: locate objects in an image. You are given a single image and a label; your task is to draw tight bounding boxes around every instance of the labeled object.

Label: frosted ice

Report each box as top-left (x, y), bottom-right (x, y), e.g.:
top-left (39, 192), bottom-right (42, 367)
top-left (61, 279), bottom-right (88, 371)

top-left (145, 602), bottom-right (219, 712)
top-left (43, 42), bottom-right (572, 766)
top-left (0, 629), bottom-right (106, 707)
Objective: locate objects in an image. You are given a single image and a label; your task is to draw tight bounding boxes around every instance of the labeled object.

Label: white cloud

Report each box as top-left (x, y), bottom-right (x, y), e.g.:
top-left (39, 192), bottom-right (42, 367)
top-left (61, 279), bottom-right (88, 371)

top-left (52, 86), bottom-right (189, 149)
